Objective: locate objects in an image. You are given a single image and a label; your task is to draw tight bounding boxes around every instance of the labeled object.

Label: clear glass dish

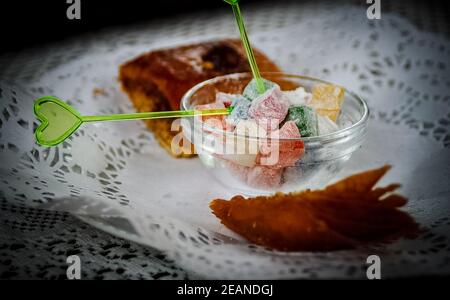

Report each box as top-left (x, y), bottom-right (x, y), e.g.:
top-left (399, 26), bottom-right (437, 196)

top-left (181, 73), bottom-right (369, 195)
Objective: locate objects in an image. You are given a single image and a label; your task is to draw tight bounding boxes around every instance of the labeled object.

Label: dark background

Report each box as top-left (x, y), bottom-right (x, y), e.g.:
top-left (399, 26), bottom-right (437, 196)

top-left (0, 0), bottom-right (263, 53)
top-left (1, 0), bottom-right (448, 54)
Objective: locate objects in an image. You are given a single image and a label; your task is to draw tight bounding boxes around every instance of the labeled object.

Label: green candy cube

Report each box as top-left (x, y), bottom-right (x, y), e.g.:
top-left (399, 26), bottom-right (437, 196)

top-left (286, 106), bottom-right (319, 137)
top-left (243, 78), bottom-right (279, 101)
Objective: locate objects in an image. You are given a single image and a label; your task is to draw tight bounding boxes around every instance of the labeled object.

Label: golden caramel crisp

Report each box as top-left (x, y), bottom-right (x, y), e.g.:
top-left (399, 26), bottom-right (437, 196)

top-left (210, 166), bottom-right (419, 251)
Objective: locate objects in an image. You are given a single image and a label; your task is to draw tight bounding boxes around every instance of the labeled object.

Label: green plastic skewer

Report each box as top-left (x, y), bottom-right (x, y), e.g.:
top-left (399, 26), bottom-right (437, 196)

top-left (82, 109), bottom-right (230, 122)
top-left (224, 0), bottom-right (265, 94)
top-left (33, 96), bottom-right (232, 147)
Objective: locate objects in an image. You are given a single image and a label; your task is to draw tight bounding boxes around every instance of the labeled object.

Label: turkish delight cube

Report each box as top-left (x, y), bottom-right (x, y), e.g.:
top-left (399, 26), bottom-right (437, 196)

top-left (243, 78), bottom-right (279, 101)
top-left (248, 86), bottom-right (290, 131)
top-left (285, 106), bottom-right (319, 137)
top-left (309, 84), bottom-right (345, 122)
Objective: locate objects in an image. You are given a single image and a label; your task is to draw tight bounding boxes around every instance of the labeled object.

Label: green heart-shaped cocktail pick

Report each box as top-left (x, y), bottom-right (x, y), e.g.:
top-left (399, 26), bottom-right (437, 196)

top-left (224, 0), bottom-right (265, 94)
top-left (34, 96), bottom-right (232, 147)
top-left (34, 97), bottom-right (83, 147)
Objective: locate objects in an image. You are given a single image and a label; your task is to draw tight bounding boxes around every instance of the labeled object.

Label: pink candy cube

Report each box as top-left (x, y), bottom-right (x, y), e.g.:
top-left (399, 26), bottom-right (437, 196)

top-left (246, 166), bottom-right (283, 188)
top-left (224, 160), bottom-right (250, 182)
top-left (259, 121), bottom-right (304, 168)
top-left (195, 102), bottom-right (226, 122)
top-left (248, 87), bottom-right (290, 131)
top-left (195, 102), bottom-right (228, 134)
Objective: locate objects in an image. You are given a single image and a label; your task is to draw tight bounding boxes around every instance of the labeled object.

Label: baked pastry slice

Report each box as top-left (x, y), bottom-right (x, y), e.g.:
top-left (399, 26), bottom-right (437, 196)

top-left (119, 39), bottom-right (281, 158)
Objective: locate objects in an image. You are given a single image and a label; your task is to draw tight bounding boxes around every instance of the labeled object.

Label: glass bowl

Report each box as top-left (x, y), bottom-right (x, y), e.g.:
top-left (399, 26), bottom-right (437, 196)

top-left (181, 73), bottom-right (369, 195)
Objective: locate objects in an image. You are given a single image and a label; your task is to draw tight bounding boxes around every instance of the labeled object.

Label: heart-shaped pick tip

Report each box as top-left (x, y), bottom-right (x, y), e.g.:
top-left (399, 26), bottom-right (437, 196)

top-left (34, 96), bottom-right (83, 147)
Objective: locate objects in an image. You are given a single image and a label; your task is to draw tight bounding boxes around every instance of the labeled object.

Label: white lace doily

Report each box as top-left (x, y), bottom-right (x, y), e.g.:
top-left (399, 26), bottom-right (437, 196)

top-left (1, 3), bottom-right (449, 279)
